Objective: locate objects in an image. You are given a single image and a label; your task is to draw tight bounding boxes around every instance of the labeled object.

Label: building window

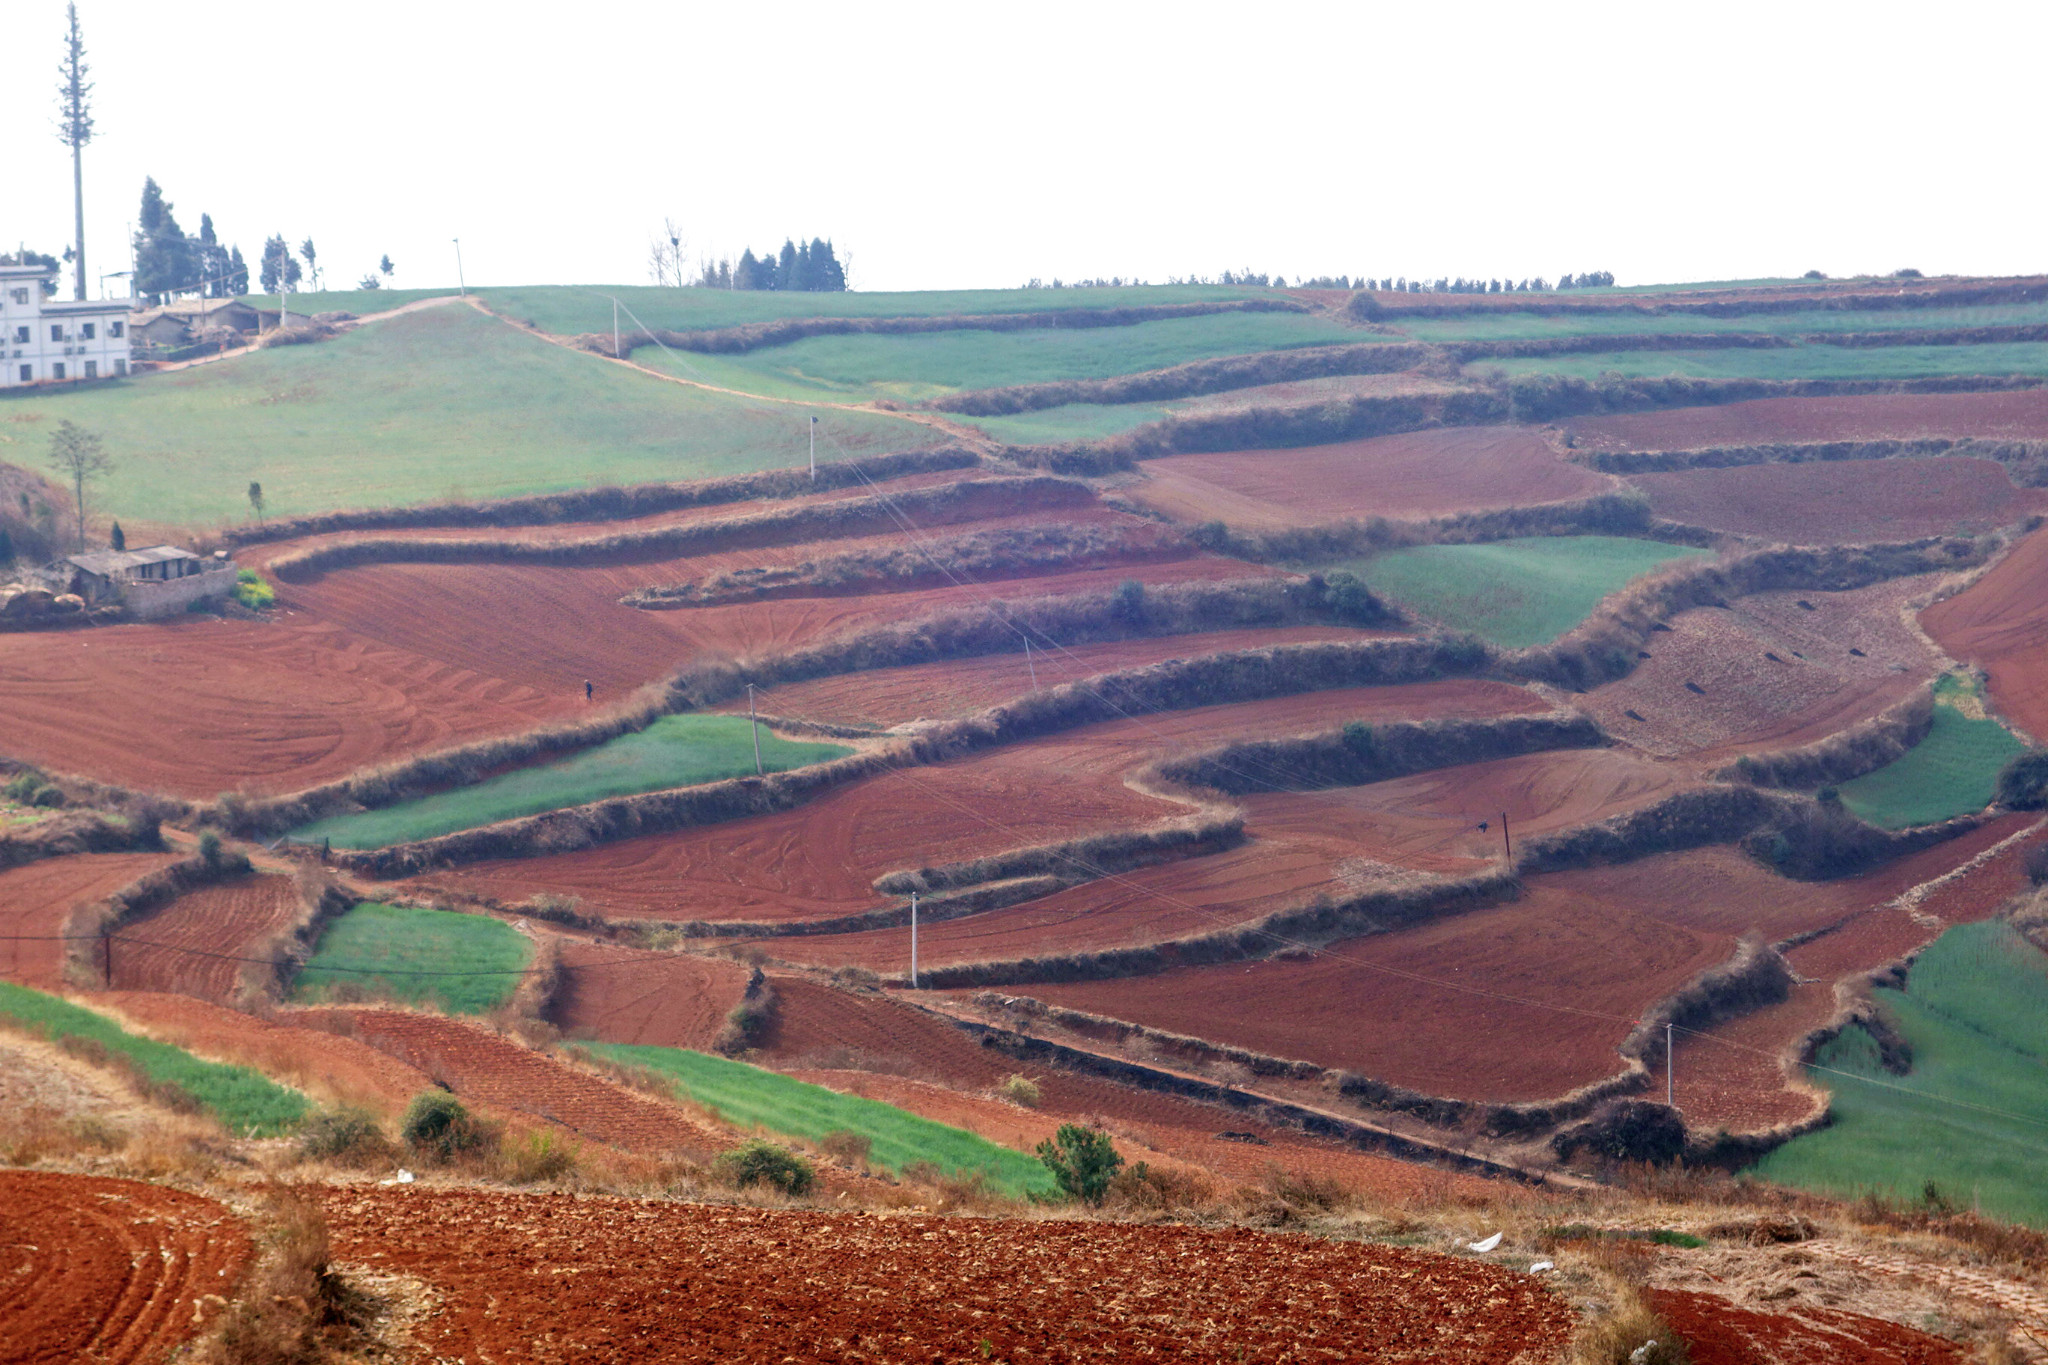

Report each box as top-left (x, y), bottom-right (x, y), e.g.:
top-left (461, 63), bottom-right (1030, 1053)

top-left (16, 365), bottom-right (28, 383)
top-left (10, 327), bottom-right (24, 344)
top-left (113, 359), bottom-right (126, 376)
top-left (109, 321), bottom-right (124, 338)
top-left (8, 290), bottom-right (25, 305)
top-left (53, 363), bottom-right (65, 380)
top-left (82, 323), bottom-right (95, 340)
top-left (49, 325), bottom-right (63, 342)
top-left (84, 360), bottom-right (97, 379)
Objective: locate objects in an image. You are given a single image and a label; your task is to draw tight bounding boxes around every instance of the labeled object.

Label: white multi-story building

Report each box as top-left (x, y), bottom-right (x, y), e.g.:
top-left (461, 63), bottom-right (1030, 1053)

top-left (1, 264), bottom-right (134, 389)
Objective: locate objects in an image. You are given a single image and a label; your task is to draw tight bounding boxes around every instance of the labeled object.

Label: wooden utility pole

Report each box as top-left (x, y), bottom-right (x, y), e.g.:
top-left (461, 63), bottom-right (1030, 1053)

top-left (1500, 810), bottom-right (1512, 864)
top-left (746, 684), bottom-right (764, 775)
top-left (909, 892), bottom-right (919, 989)
top-left (1024, 637), bottom-right (1037, 689)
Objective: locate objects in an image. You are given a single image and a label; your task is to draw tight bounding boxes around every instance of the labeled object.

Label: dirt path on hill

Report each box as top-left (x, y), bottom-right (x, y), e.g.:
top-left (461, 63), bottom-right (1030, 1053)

top-left (146, 292), bottom-right (469, 374)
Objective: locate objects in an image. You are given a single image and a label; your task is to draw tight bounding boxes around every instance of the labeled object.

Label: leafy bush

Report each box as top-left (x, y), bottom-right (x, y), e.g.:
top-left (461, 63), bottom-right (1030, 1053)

top-left (198, 830), bottom-right (223, 869)
top-left (997, 1074), bottom-right (1041, 1108)
top-left (3, 769), bottom-right (60, 809)
top-left (500, 1130), bottom-right (578, 1184)
top-left (232, 567), bottom-right (275, 609)
top-left (297, 1107), bottom-right (396, 1168)
top-left (400, 1091), bottom-right (490, 1163)
top-left (2027, 844), bottom-right (2048, 888)
top-left (1997, 751), bottom-right (2048, 810)
top-left (1035, 1123), bottom-right (1124, 1204)
top-left (820, 1129), bottom-right (872, 1164)
top-left (714, 1138), bottom-right (815, 1195)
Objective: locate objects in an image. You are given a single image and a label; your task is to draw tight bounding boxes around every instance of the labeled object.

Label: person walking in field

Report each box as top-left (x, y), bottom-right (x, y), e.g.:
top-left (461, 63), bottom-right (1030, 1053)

top-left (584, 679), bottom-right (593, 702)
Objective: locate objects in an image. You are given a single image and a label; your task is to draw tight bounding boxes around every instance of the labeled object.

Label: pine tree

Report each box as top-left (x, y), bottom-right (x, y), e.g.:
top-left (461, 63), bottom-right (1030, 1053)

top-left (109, 520), bottom-right (124, 551)
top-left (809, 238), bottom-right (846, 292)
top-left (259, 236), bottom-right (302, 294)
top-left (776, 239), bottom-right (799, 290)
top-left (134, 178), bottom-right (193, 302)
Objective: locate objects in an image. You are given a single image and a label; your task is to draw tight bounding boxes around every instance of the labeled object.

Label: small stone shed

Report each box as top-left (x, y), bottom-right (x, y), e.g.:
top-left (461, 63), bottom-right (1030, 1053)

top-left (57, 545), bottom-right (237, 619)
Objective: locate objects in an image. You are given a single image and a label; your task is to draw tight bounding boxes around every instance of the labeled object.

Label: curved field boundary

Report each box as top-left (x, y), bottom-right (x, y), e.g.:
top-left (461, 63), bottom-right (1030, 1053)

top-left (1580, 436), bottom-right (2048, 484)
top-left (0, 810), bottom-right (161, 874)
top-left (0, 1171), bottom-right (250, 1365)
top-left (929, 341), bottom-right (1428, 416)
top-left (584, 296), bottom-right (1311, 357)
top-left (1350, 276), bottom-right (2048, 322)
top-left (1721, 687), bottom-right (1937, 790)
top-left (265, 475), bottom-right (1094, 582)
top-left (107, 873), bottom-right (301, 1002)
top-left (66, 853), bottom-right (255, 985)
top-left (221, 447), bottom-right (980, 547)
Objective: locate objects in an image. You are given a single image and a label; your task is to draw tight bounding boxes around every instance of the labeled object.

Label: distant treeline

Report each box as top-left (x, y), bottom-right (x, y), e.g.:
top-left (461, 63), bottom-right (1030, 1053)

top-left (695, 238), bottom-right (846, 292)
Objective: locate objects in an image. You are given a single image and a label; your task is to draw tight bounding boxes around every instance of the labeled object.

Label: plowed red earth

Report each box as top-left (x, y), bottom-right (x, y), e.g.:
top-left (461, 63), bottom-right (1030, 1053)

top-left (0, 1170), bottom-right (250, 1365)
top-left (1630, 457), bottom-right (2042, 542)
top-left (103, 991), bottom-right (434, 1113)
top-left (1570, 389), bottom-right (2048, 452)
top-left (419, 680), bottom-right (1544, 921)
top-left (742, 625), bottom-right (1384, 728)
top-left (1016, 881), bottom-right (1732, 1104)
top-left (763, 979), bottom-right (1504, 1202)
top-left (551, 945), bottom-right (750, 1049)
top-left (301, 1007), bottom-right (725, 1156)
top-left (1648, 985), bottom-right (1835, 1132)
top-left (111, 873), bottom-right (299, 1000)
top-left (1645, 1288), bottom-right (1963, 1365)
top-left (1583, 576), bottom-right (1943, 761)
top-left (1922, 524), bottom-right (2048, 740)
top-left (1131, 427), bottom-right (1608, 527)
top-left (772, 747), bottom-right (1688, 974)
top-left (321, 1186), bottom-right (1572, 1363)
top-left (0, 851), bottom-right (179, 989)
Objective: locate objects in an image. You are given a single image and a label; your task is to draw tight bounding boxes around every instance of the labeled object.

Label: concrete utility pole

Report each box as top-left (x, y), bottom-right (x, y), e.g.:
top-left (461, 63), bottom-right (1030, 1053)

top-left (1500, 811), bottom-right (1512, 864)
top-left (1024, 637), bottom-right (1037, 689)
top-left (613, 298), bottom-right (621, 358)
top-left (746, 683), bottom-right (764, 775)
top-left (453, 238), bottom-right (466, 296)
top-left (910, 891), bottom-right (919, 989)
top-left (809, 416), bottom-right (817, 480)
top-left (1667, 1023), bottom-right (1675, 1108)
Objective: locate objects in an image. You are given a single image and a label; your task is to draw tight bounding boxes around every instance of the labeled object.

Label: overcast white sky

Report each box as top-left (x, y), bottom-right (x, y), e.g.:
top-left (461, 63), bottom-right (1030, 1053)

top-left (3, 0), bottom-right (2042, 298)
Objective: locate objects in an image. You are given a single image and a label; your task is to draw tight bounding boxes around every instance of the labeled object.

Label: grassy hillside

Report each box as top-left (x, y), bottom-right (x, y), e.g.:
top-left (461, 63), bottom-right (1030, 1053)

top-left (1339, 536), bottom-right (1712, 648)
top-left (290, 902), bottom-right (531, 1014)
top-left (1837, 678), bottom-right (2028, 829)
top-left (0, 304), bottom-right (939, 526)
top-left (1755, 921), bottom-right (2048, 1229)
top-left (1475, 341), bottom-right (2048, 383)
top-left (638, 311), bottom-right (1369, 405)
top-left (970, 400), bottom-right (1177, 446)
top-left (0, 981), bottom-right (307, 1134)
top-left (295, 716), bottom-right (850, 850)
top-left (1402, 299), bottom-right (2048, 342)
top-left (591, 1042), bottom-right (1058, 1196)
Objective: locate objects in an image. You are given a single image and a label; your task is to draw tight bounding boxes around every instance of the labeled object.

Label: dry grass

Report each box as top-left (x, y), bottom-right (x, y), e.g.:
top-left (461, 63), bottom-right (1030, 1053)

top-left (202, 1185), bottom-right (374, 1365)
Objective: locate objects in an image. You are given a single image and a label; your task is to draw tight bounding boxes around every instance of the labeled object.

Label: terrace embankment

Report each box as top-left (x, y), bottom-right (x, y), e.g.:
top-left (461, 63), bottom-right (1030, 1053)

top-left (1626, 456), bottom-right (2045, 542)
top-left (929, 339), bottom-right (1428, 415)
top-left (1566, 387), bottom-right (2048, 451)
top-left (0, 851), bottom-right (182, 989)
top-left (548, 944), bottom-right (752, 1049)
top-left (106, 872), bottom-right (302, 1001)
top-left (1922, 522), bottom-right (2048, 740)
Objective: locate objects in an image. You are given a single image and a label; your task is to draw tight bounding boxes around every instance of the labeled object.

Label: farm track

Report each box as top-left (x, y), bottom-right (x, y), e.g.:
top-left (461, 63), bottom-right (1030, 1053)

top-left (319, 1186), bottom-right (1574, 1364)
top-left (110, 873), bottom-right (300, 1000)
top-left (0, 1171), bottom-right (250, 1365)
top-left (0, 851), bottom-right (181, 989)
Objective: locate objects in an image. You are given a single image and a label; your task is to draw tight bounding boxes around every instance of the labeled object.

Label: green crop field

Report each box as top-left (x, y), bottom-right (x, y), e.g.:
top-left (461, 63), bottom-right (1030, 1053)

top-left (1754, 921), bottom-right (2048, 1229)
top-left (0, 981), bottom-right (307, 1134)
top-left (969, 400), bottom-right (1177, 446)
top-left (1399, 299), bottom-right (2048, 343)
top-left (294, 716), bottom-right (850, 850)
top-left (290, 902), bottom-right (531, 1014)
top-left (1336, 536), bottom-right (1712, 648)
top-left (0, 304), bottom-right (938, 527)
top-left (589, 1042), bottom-right (1058, 1197)
top-left (638, 310), bottom-right (1370, 405)
top-left (1837, 681), bottom-right (2028, 829)
top-left (1472, 341), bottom-right (2048, 383)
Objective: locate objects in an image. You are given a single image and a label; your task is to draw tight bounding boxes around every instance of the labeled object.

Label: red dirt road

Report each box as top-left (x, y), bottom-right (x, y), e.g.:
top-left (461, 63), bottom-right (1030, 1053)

top-left (1630, 457), bottom-right (2042, 543)
top-left (0, 851), bottom-right (179, 989)
top-left (322, 1186), bottom-right (1572, 1363)
top-left (1571, 389), bottom-right (2048, 451)
top-left (112, 874), bottom-right (300, 1001)
top-left (551, 945), bottom-right (750, 1049)
top-left (1923, 524), bottom-right (2048, 741)
top-left (1132, 427), bottom-right (1608, 527)
top-left (0, 1170), bottom-right (250, 1365)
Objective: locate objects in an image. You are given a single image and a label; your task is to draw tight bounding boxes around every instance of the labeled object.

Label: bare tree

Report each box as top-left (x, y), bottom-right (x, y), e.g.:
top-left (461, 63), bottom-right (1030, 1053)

top-left (55, 4), bottom-right (93, 301)
top-left (47, 421), bottom-right (111, 552)
top-left (648, 217), bottom-right (687, 287)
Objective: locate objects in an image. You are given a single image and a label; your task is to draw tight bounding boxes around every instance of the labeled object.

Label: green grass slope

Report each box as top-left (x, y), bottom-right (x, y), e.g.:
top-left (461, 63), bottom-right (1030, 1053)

top-left (1476, 340), bottom-right (2048, 382)
top-left (640, 310), bottom-right (1368, 405)
top-left (295, 716), bottom-right (850, 850)
top-left (1341, 536), bottom-right (1712, 648)
top-left (1755, 921), bottom-right (2048, 1229)
top-left (1402, 299), bottom-right (2048, 343)
top-left (0, 304), bottom-right (939, 526)
top-left (590, 1042), bottom-right (1058, 1197)
top-left (0, 981), bottom-right (307, 1134)
top-left (290, 902), bottom-right (531, 1014)
top-left (1837, 677), bottom-right (2028, 829)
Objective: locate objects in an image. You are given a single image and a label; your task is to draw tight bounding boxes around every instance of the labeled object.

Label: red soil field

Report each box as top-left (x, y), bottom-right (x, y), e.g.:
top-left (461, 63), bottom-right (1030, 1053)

top-left (1645, 1288), bottom-right (1963, 1365)
top-left (420, 679), bottom-right (1546, 921)
top-left (302, 1006), bottom-right (726, 1156)
top-left (103, 991), bottom-right (435, 1114)
top-left (742, 624), bottom-right (1383, 729)
top-left (0, 1171), bottom-right (250, 1365)
top-left (1630, 457), bottom-right (2043, 543)
top-left (550, 944), bottom-right (751, 1049)
top-left (1571, 389), bottom-right (2048, 452)
top-left (1131, 426), bottom-right (1609, 527)
top-left (772, 747), bottom-right (1687, 975)
top-left (1651, 985), bottom-right (1836, 1133)
top-left (1017, 882), bottom-right (1732, 1105)
top-left (1583, 576), bottom-right (1944, 761)
top-left (321, 1187), bottom-right (1573, 1364)
top-left (111, 873), bottom-right (300, 1001)
top-left (0, 851), bottom-right (179, 989)
top-left (1922, 524), bottom-right (2048, 741)
top-left (763, 978), bottom-right (1506, 1202)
